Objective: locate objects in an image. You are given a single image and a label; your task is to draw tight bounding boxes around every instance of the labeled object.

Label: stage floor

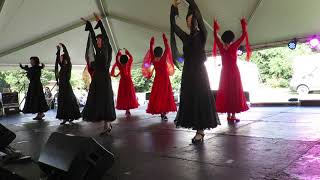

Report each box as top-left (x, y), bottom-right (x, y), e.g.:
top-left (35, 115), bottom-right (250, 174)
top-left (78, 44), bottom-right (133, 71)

top-left (1, 105), bottom-right (320, 180)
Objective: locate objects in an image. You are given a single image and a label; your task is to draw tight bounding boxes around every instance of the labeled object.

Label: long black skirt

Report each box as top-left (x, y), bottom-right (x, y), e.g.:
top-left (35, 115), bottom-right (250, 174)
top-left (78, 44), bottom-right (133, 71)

top-left (23, 81), bottom-right (49, 114)
top-left (82, 70), bottom-right (116, 122)
top-left (56, 82), bottom-right (81, 120)
top-left (175, 63), bottom-right (220, 130)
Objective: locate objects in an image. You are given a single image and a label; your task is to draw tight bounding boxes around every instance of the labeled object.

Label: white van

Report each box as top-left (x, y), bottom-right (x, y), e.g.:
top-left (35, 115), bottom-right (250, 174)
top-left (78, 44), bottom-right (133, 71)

top-left (290, 54), bottom-right (320, 95)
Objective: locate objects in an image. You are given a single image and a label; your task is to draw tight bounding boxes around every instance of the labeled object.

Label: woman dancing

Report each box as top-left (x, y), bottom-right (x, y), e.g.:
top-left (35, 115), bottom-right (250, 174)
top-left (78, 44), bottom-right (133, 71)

top-left (170, 0), bottom-right (220, 143)
top-left (55, 43), bottom-right (81, 125)
top-left (110, 48), bottom-right (139, 117)
top-left (142, 33), bottom-right (177, 121)
top-left (213, 18), bottom-right (250, 123)
top-left (81, 13), bottom-right (116, 135)
top-left (20, 57), bottom-right (49, 120)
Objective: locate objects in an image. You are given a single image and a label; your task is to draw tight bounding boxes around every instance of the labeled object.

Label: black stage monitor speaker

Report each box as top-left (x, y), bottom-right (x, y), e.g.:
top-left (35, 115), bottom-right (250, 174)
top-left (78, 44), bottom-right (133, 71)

top-left (0, 123), bottom-right (16, 149)
top-left (0, 167), bottom-right (26, 180)
top-left (1, 92), bottom-right (19, 105)
top-left (38, 132), bottom-right (114, 180)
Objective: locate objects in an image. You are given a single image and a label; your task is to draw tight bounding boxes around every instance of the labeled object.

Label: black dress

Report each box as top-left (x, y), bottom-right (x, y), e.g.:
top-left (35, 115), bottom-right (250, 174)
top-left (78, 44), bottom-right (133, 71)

top-left (171, 0), bottom-right (220, 130)
top-left (55, 44), bottom-right (81, 120)
top-left (82, 20), bottom-right (116, 122)
top-left (20, 64), bottom-right (49, 114)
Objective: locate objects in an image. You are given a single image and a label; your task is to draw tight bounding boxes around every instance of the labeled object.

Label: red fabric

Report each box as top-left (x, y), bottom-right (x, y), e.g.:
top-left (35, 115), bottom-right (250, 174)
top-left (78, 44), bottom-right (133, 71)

top-left (212, 19), bottom-right (220, 58)
top-left (241, 18), bottom-right (251, 61)
top-left (245, 33), bottom-right (251, 61)
top-left (112, 49), bottom-right (139, 110)
top-left (163, 33), bottom-right (175, 76)
top-left (213, 19), bottom-right (249, 113)
top-left (142, 37), bottom-right (155, 79)
top-left (146, 35), bottom-right (177, 114)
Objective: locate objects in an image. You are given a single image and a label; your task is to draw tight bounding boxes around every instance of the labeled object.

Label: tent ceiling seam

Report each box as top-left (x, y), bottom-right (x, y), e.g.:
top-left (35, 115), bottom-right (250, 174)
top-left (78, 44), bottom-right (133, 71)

top-left (248, 0), bottom-right (264, 25)
top-left (0, 14), bottom-right (168, 58)
top-left (0, 0), bottom-right (5, 13)
top-left (96, 0), bottom-right (119, 53)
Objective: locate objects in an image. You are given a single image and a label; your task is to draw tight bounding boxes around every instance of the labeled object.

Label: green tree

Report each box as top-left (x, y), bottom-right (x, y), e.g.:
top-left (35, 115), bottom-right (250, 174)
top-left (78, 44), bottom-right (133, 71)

top-left (0, 72), bottom-right (10, 91)
top-left (70, 71), bottom-right (85, 89)
top-left (0, 68), bottom-right (87, 93)
top-left (1, 69), bottom-right (55, 92)
top-left (243, 43), bottom-right (317, 88)
top-left (131, 68), bottom-right (153, 92)
top-left (3, 70), bottom-right (29, 92)
top-left (40, 69), bottom-right (55, 87)
top-left (170, 68), bottom-right (182, 91)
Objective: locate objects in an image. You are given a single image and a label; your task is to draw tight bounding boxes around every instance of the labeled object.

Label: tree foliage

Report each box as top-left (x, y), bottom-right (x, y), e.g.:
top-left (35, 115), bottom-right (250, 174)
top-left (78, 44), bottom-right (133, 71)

top-left (131, 68), bottom-right (153, 92)
top-left (0, 72), bottom-right (9, 89)
top-left (170, 68), bottom-right (182, 91)
top-left (0, 43), bottom-right (316, 93)
top-left (244, 43), bottom-right (317, 88)
top-left (0, 69), bottom-right (85, 93)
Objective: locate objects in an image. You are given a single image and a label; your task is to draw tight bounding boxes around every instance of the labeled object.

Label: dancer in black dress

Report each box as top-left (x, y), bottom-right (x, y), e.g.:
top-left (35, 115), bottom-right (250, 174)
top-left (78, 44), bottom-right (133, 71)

top-left (55, 43), bottom-right (81, 125)
top-left (171, 0), bottom-right (220, 143)
top-left (81, 13), bottom-right (116, 135)
top-left (20, 57), bottom-right (49, 120)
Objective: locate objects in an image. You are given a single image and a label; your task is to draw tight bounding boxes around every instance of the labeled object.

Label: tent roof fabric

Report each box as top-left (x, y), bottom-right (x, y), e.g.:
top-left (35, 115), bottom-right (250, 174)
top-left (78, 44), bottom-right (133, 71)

top-left (0, 0), bottom-right (319, 68)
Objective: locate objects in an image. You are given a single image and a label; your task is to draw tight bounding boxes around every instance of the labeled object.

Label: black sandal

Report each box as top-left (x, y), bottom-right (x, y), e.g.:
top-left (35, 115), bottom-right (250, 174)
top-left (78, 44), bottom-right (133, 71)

top-left (231, 117), bottom-right (240, 123)
top-left (161, 114), bottom-right (168, 121)
top-left (33, 116), bottom-right (43, 120)
top-left (125, 110), bottom-right (131, 117)
top-left (60, 119), bottom-right (68, 125)
top-left (192, 132), bottom-right (205, 144)
top-left (68, 119), bottom-right (75, 124)
top-left (227, 119), bottom-right (235, 125)
top-left (99, 124), bottom-right (112, 136)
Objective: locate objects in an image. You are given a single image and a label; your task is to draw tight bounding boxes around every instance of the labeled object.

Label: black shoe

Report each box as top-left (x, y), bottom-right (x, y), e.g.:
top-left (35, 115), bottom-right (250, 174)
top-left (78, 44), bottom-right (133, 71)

top-left (33, 116), bottom-right (43, 120)
top-left (231, 117), bottom-right (240, 123)
top-left (162, 116), bottom-right (168, 121)
top-left (229, 117), bottom-right (240, 124)
top-left (100, 124), bottom-right (112, 136)
top-left (125, 111), bottom-right (131, 118)
top-left (161, 114), bottom-right (168, 121)
top-left (68, 119), bottom-right (75, 124)
top-left (227, 119), bottom-right (235, 125)
top-left (60, 119), bottom-right (68, 125)
top-left (192, 132), bottom-right (205, 144)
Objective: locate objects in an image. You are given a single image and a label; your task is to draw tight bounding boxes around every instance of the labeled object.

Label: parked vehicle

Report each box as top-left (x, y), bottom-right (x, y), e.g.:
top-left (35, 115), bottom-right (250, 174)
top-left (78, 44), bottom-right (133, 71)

top-left (290, 67), bottom-right (320, 95)
top-left (289, 55), bottom-right (320, 95)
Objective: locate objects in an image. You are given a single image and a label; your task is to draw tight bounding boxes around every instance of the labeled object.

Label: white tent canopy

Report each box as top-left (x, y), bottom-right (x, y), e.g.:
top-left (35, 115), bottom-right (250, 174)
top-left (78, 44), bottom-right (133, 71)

top-left (0, 0), bottom-right (320, 69)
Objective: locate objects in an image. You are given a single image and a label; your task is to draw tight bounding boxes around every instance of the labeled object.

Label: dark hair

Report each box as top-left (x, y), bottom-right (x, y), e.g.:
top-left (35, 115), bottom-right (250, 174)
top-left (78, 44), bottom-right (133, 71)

top-left (96, 34), bottom-right (103, 39)
top-left (119, 55), bottom-right (128, 64)
top-left (221, 30), bottom-right (235, 44)
top-left (30, 56), bottom-right (40, 65)
top-left (154, 46), bottom-right (163, 57)
top-left (186, 7), bottom-right (193, 20)
top-left (186, 8), bottom-right (198, 30)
